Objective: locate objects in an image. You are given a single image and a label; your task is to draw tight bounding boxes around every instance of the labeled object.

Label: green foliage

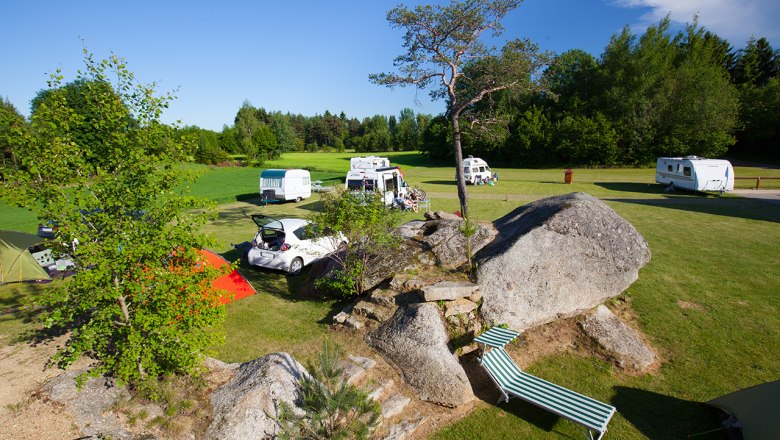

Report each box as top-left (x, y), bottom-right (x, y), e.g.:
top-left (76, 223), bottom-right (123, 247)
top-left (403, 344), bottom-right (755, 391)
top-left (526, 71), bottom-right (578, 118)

top-left (0, 50), bottom-right (226, 383)
top-left (735, 77), bottom-right (780, 159)
top-left (554, 113), bottom-right (619, 166)
top-left (732, 37), bottom-right (777, 86)
top-left (730, 38), bottom-right (780, 160)
top-left (310, 189), bottom-right (401, 297)
top-left (0, 96), bottom-right (28, 171)
top-left (180, 125), bottom-right (230, 164)
top-left (420, 115), bottom-right (452, 159)
top-left (314, 263), bottom-right (362, 299)
top-left (393, 108), bottom-right (419, 151)
top-left (276, 342), bottom-right (381, 440)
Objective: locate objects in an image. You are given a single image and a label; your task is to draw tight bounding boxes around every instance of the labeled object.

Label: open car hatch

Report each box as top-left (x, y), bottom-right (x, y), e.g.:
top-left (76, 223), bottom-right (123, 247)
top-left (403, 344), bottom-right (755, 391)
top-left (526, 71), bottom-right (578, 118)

top-left (251, 214), bottom-right (284, 231)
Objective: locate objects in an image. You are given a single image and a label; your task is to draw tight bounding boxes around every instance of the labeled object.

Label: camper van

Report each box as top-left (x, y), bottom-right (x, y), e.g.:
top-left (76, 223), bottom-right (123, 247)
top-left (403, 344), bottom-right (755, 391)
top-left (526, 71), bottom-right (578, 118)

top-left (350, 156), bottom-right (391, 170)
top-left (259, 169), bottom-right (312, 203)
top-left (655, 156), bottom-right (734, 193)
top-left (345, 166), bottom-right (409, 206)
top-left (462, 156), bottom-right (492, 184)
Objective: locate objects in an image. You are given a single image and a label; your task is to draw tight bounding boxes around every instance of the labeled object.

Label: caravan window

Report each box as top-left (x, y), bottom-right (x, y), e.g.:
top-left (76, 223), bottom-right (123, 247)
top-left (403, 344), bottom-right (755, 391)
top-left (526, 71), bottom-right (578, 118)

top-left (683, 167), bottom-right (691, 176)
top-left (302, 176), bottom-right (310, 185)
top-left (262, 177), bottom-right (283, 188)
top-left (479, 166), bottom-right (486, 172)
top-left (667, 165), bottom-right (673, 172)
top-left (347, 179), bottom-right (363, 190)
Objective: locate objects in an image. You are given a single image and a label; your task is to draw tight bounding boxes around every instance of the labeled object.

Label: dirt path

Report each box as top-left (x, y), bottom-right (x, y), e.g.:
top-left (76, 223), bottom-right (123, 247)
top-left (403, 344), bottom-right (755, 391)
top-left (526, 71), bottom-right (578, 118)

top-left (731, 189), bottom-right (780, 205)
top-left (0, 336), bottom-right (80, 439)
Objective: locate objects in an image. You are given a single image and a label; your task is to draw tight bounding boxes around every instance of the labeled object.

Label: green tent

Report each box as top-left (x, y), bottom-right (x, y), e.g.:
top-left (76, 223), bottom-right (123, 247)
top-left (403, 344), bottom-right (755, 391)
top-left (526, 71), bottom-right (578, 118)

top-left (708, 380), bottom-right (780, 440)
top-left (0, 230), bottom-right (51, 284)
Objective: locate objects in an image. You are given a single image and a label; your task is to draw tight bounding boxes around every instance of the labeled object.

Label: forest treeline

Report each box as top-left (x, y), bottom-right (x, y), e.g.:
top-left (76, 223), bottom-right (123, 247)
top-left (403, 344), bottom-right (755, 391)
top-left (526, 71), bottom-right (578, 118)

top-left (187, 20), bottom-right (779, 167)
top-left (2, 18), bottom-right (778, 169)
top-left (180, 104), bottom-right (434, 165)
top-left (433, 20), bottom-right (779, 166)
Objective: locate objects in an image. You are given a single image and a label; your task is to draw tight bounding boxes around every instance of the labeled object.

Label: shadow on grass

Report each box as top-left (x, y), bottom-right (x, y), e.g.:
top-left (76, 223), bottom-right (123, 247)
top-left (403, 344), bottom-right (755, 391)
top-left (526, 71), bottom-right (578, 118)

top-left (596, 181), bottom-right (701, 196)
top-left (312, 176), bottom-right (344, 184)
top-left (605, 196), bottom-right (780, 223)
top-left (423, 180), bottom-right (457, 186)
top-left (0, 283), bottom-right (67, 345)
top-left (296, 199), bottom-right (325, 212)
top-left (212, 205), bottom-right (257, 228)
top-left (234, 192), bottom-right (260, 202)
top-left (612, 386), bottom-right (725, 439)
top-left (221, 249), bottom-right (346, 320)
top-left (388, 152), bottom-right (451, 169)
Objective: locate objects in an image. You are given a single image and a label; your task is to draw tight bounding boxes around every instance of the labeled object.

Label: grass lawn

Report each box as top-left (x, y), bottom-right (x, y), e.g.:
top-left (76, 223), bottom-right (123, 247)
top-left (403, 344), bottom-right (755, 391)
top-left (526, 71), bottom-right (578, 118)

top-left (1, 152), bottom-right (778, 439)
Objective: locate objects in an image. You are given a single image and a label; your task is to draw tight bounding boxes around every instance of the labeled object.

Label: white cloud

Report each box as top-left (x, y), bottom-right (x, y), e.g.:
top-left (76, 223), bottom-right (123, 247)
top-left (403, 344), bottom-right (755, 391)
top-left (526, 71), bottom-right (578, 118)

top-left (611, 0), bottom-right (780, 46)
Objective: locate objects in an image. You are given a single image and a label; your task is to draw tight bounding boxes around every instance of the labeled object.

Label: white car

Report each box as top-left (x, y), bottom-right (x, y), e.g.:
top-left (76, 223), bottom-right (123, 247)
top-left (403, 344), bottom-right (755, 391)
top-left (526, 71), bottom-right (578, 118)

top-left (246, 215), bottom-right (343, 275)
top-left (311, 180), bottom-right (335, 193)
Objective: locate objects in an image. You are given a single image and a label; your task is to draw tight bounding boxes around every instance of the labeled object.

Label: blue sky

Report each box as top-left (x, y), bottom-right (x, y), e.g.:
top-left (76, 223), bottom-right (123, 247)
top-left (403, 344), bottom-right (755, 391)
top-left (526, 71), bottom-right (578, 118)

top-left (3, 0), bottom-right (778, 131)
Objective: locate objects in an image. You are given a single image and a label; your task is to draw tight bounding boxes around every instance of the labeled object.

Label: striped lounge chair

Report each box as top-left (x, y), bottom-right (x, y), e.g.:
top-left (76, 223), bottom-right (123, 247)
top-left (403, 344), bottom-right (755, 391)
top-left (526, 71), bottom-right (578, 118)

top-left (476, 328), bottom-right (616, 440)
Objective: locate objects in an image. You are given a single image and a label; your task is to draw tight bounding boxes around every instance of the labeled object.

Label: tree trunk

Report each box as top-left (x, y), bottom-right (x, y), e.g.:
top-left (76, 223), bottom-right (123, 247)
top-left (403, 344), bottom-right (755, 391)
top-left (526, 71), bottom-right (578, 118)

top-left (451, 114), bottom-right (469, 219)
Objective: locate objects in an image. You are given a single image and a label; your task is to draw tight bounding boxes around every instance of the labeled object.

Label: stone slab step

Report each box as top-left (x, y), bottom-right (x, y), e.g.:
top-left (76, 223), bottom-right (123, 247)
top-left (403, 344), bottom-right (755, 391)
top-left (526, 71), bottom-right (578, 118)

top-left (381, 394), bottom-right (411, 419)
top-left (383, 416), bottom-right (428, 440)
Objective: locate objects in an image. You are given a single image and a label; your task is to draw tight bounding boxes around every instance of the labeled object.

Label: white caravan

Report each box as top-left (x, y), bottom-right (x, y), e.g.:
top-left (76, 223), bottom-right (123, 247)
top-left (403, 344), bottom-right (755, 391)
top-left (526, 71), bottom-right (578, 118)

top-left (345, 166), bottom-right (409, 206)
top-left (350, 156), bottom-right (391, 170)
top-left (259, 169), bottom-right (312, 203)
top-left (655, 156), bottom-right (734, 193)
top-left (462, 156), bottom-right (492, 184)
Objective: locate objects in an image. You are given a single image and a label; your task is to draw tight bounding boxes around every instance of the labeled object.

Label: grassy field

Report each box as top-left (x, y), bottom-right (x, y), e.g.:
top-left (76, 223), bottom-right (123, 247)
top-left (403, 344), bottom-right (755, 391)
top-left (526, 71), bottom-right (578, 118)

top-left (1, 152), bottom-right (779, 438)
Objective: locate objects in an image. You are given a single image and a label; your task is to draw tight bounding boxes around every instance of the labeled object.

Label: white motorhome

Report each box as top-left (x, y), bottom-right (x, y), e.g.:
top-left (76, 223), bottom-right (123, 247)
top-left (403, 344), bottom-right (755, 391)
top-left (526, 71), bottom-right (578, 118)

top-left (345, 166), bottom-right (409, 206)
top-left (260, 169), bottom-right (312, 203)
top-left (462, 156), bottom-right (492, 184)
top-left (350, 156), bottom-right (391, 170)
top-left (655, 156), bottom-right (734, 193)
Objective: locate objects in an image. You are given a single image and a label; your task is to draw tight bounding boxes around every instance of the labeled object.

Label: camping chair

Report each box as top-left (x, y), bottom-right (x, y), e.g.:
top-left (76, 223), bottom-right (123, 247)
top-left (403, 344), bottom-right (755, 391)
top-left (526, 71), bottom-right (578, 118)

top-left (475, 327), bottom-right (616, 440)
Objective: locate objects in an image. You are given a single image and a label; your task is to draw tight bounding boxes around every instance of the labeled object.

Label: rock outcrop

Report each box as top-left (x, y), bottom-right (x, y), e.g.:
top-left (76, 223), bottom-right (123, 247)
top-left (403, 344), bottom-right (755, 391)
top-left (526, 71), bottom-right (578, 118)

top-left (580, 305), bottom-right (656, 371)
top-left (206, 352), bottom-right (309, 440)
top-left (45, 371), bottom-right (134, 440)
top-left (477, 192), bottom-right (651, 331)
top-left (367, 303), bottom-right (474, 407)
top-left (421, 281), bottom-right (479, 302)
top-left (416, 217), bottom-right (496, 270)
top-left (327, 214), bottom-right (495, 293)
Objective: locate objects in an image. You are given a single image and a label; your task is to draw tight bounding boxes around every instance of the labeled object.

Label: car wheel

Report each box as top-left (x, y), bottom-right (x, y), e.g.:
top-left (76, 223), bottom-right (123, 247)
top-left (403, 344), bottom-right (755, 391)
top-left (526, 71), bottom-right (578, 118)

top-left (289, 257), bottom-right (304, 275)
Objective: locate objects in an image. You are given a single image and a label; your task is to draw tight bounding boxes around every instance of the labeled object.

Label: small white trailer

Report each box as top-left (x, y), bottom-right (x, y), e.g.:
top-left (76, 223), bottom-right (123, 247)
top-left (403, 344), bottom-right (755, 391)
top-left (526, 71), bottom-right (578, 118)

top-left (655, 156), bottom-right (734, 193)
top-left (345, 166), bottom-right (409, 206)
top-left (259, 169), bottom-right (312, 203)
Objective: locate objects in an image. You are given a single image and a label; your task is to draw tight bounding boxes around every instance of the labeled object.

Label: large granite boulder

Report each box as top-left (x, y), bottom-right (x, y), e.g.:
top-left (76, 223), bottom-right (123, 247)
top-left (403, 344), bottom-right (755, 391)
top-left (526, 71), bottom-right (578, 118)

top-left (367, 303), bottom-right (474, 407)
top-left (477, 192), bottom-right (650, 331)
top-left (206, 352), bottom-right (309, 440)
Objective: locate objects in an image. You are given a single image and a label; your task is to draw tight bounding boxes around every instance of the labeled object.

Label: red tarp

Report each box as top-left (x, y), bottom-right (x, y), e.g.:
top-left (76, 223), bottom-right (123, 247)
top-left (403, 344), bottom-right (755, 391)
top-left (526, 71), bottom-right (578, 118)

top-left (198, 249), bottom-right (256, 304)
